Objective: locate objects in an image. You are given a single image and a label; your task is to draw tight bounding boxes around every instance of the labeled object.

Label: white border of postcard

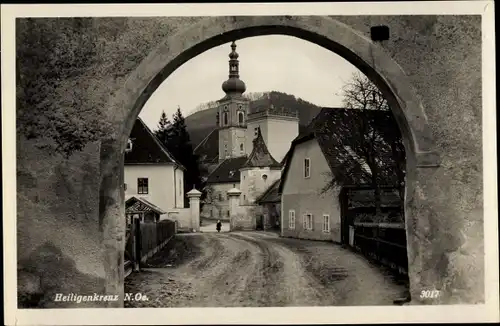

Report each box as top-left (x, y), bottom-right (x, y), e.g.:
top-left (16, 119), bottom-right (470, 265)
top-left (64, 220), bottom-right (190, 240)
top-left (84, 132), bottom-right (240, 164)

top-left (2, 1), bottom-right (498, 325)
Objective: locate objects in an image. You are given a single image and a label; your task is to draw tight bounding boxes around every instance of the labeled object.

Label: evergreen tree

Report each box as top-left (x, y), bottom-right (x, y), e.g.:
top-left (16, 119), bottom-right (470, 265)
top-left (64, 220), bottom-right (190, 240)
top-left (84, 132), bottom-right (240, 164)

top-left (170, 106), bottom-right (192, 158)
top-left (157, 106), bottom-right (203, 208)
top-left (155, 110), bottom-right (173, 146)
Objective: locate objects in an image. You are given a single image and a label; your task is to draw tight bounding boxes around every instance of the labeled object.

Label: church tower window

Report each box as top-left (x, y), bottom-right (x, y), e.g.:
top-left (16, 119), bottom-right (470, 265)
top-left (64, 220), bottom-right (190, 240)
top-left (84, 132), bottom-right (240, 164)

top-left (217, 42), bottom-right (249, 162)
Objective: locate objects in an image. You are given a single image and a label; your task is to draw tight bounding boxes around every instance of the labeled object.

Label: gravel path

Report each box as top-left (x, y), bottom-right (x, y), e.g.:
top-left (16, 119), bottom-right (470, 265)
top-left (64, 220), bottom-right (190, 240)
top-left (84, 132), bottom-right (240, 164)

top-left (125, 231), bottom-right (407, 307)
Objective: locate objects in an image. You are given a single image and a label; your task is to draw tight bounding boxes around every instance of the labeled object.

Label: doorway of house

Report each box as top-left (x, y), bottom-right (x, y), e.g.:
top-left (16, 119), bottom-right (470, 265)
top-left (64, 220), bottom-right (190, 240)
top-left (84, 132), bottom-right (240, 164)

top-left (256, 214), bottom-right (264, 230)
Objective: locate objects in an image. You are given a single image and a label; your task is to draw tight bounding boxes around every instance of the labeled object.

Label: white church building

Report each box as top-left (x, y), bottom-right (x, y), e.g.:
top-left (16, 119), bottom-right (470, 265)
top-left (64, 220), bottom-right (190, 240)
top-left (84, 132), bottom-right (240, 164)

top-left (197, 41), bottom-right (299, 229)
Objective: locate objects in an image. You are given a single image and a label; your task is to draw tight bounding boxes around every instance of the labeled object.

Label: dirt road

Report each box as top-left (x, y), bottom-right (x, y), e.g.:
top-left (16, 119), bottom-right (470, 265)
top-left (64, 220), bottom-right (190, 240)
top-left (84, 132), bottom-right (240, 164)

top-left (125, 231), bottom-right (407, 307)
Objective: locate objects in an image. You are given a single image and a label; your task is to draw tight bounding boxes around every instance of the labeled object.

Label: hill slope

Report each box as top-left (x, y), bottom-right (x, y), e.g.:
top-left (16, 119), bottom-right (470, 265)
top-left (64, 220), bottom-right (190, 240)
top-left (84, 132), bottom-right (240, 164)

top-left (185, 91), bottom-right (323, 151)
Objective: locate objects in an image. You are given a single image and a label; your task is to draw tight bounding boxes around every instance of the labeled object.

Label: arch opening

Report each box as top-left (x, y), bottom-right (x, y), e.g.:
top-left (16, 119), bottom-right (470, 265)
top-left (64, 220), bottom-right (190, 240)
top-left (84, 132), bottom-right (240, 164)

top-left (102, 16), bottom-right (442, 305)
top-left (121, 23), bottom-right (438, 166)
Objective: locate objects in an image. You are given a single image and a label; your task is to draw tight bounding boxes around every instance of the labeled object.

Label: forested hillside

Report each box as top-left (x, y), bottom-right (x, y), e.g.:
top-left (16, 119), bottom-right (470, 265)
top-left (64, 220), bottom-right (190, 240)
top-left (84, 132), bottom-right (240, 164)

top-left (185, 91), bottom-right (323, 148)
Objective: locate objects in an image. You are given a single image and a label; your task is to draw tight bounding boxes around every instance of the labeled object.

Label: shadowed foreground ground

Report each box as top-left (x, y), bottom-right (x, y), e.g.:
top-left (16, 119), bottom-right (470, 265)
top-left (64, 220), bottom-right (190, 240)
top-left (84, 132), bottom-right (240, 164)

top-left (125, 231), bottom-right (407, 307)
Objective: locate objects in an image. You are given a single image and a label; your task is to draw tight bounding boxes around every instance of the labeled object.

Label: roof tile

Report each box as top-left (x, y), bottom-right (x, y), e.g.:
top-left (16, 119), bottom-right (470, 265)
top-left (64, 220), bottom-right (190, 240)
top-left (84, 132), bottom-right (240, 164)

top-left (255, 178), bottom-right (281, 203)
top-left (279, 107), bottom-right (402, 193)
top-left (205, 156), bottom-right (248, 184)
top-left (242, 127), bottom-right (281, 169)
top-left (193, 128), bottom-right (219, 163)
top-left (125, 196), bottom-right (166, 215)
top-left (125, 118), bottom-right (183, 167)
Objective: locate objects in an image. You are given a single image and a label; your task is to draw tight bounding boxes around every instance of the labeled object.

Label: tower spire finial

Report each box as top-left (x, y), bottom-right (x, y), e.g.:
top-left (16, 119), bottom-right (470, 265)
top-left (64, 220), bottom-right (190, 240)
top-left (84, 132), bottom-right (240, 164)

top-left (228, 41), bottom-right (239, 74)
top-left (221, 41), bottom-right (246, 96)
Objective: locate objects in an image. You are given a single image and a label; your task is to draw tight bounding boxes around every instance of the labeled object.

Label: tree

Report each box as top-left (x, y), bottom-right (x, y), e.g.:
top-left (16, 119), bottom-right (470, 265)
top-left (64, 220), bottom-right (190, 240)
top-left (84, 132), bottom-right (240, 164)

top-left (323, 72), bottom-right (406, 213)
top-left (16, 18), bottom-right (111, 157)
top-left (154, 110), bottom-right (173, 145)
top-left (16, 17), bottom-right (179, 158)
top-left (200, 184), bottom-right (223, 217)
top-left (155, 107), bottom-right (203, 208)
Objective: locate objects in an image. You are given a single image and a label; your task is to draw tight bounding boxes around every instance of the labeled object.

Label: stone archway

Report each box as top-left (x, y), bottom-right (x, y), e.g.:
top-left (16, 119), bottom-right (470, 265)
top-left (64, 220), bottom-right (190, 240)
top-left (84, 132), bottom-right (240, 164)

top-left (100, 16), bottom-right (442, 304)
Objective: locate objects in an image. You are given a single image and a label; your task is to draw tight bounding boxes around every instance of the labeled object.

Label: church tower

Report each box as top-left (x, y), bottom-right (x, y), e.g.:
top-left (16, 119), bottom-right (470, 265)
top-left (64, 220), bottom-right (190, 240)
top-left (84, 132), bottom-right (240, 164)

top-left (216, 41), bottom-right (250, 161)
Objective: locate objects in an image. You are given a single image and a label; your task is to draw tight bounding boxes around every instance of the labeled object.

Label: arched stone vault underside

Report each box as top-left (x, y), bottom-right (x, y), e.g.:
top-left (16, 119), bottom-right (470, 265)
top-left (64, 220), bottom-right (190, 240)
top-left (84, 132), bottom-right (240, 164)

top-left (109, 16), bottom-right (440, 167)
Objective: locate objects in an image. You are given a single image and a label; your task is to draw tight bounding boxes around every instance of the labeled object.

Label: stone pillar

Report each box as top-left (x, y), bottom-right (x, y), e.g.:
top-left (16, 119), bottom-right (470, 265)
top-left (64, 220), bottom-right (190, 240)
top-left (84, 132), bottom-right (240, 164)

top-left (99, 139), bottom-right (125, 307)
top-left (227, 188), bottom-right (242, 231)
top-left (187, 188), bottom-right (202, 232)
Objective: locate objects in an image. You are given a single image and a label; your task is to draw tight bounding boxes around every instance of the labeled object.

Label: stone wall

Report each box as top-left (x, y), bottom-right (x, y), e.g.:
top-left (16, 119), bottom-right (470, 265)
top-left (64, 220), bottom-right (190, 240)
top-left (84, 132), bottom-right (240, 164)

top-left (331, 15), bottom-right (484, 304)
top-left (230, 205), bottom-right (259, 231)
top-left (166, 209), bottom-right (192, 231)
top-left (17, 137), bottom-right (105, 308)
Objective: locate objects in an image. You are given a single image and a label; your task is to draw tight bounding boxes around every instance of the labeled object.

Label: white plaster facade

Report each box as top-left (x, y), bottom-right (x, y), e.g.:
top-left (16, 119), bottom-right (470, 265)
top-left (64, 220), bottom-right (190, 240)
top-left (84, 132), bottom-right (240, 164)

top-left (125, 164), bottom-right (185, 216)
top-left (239, 167), bottom-right (281, 205)
top-left (280, 138), bottom-right (341, 242)
top-left (201, 182), bottom-right (237, 220)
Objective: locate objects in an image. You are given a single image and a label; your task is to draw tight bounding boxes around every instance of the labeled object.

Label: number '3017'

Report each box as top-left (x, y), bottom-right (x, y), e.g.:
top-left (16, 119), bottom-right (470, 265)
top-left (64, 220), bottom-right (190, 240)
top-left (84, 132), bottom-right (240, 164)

top-left (420, 290), bottom-right (441, 299)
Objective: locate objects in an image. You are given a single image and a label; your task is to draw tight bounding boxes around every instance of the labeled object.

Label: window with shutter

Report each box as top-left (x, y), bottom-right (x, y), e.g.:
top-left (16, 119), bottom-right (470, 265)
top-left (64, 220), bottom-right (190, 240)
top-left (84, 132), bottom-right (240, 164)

top-left (137, 178), bottom-right (148, 194)
top-left (288, 210), bottom-right (295, 229)
top-left (322, 215), bottom-right (330, 233)
top-left (304, 158), bottom-right (311, 178)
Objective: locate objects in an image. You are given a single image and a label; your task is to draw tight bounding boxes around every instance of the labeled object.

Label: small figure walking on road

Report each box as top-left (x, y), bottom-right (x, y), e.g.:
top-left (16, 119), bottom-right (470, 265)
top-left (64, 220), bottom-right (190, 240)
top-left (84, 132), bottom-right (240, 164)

top-left (216, 220), bottom-right (222, 233)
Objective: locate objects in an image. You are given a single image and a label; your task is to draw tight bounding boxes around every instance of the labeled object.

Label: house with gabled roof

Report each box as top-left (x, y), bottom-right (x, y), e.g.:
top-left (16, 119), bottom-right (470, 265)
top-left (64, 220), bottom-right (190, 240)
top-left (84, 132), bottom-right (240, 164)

top-left (279, 107), bottom-right (402, 242)
top-left (125, 117), bottom-right (186, 219)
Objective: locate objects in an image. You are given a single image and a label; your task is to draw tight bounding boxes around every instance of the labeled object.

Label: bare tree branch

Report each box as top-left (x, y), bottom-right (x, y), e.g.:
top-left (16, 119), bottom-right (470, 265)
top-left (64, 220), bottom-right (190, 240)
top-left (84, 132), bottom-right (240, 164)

top-left (328, 72), bottom-right (406, 213)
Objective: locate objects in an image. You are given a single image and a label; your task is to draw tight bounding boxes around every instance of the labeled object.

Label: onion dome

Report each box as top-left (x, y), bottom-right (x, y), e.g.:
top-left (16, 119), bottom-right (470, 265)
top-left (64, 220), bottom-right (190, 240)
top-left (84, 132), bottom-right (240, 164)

top-left (221, 41), bottom-right (246, 96)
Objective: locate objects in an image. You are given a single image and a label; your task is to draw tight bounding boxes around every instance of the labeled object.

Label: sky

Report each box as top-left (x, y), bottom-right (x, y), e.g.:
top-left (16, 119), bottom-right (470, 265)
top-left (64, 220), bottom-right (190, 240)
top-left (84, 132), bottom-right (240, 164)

top-left (139, 35), bottom-right (359, 130)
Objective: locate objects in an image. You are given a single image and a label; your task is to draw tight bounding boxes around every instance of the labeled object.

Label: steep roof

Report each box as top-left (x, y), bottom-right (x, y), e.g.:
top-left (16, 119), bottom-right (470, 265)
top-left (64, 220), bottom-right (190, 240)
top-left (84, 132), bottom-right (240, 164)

top-left (255, 178), bottom-right (281, 204)
top-left (125, 118), bottom-right (185, 169)
top-left (242, 127), bottom-right (281, 169)
top-left (346, 187), bottom-right (401, 208)
top-left (193, 128), bottom-right (219, 164)
top-left (205, 156), bottom-right (248, 184)
top-left (279, 107), bottom-right (402, 193)
top-left (125, 196), bottom-right (166, 215)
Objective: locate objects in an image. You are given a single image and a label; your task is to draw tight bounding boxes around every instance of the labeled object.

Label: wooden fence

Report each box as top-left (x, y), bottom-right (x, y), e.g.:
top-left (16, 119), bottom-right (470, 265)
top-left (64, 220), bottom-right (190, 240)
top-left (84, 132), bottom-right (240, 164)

top-left (351, 222), bottom-right (408, 276)
top-left (124, 219), bottom-right (176, 278)
top-left (140, 219), bottom-right (176, 260)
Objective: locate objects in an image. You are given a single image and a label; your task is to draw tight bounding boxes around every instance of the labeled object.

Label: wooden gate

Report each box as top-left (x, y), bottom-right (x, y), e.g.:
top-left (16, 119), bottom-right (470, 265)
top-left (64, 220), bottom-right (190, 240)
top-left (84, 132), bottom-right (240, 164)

top-left (256, 214), bottom-right (264, 230)
top-left (339, 189), bottom-right (353, 245)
